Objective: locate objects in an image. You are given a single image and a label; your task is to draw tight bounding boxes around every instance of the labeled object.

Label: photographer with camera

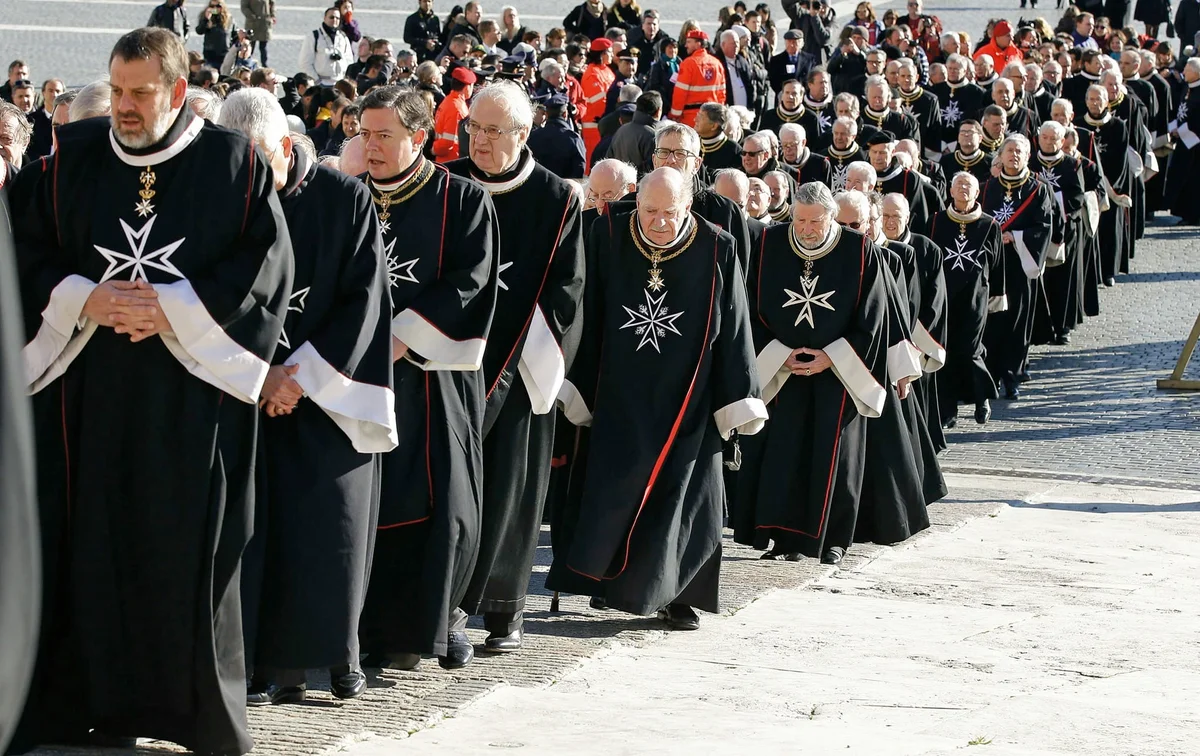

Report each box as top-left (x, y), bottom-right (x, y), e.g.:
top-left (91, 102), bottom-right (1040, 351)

top-left (783, 0), bottom-right (835, 63)
top-left (197, 1), bottom-right (238, 69)
top-left (300, 6), bottom-right (354, 86)
top-left (405, 0), bottom-right (443, 63)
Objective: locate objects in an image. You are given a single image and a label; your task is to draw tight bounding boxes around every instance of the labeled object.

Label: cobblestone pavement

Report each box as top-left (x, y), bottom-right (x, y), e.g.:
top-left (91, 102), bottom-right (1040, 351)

top-left (9, 1), bottom-right (1199, 753)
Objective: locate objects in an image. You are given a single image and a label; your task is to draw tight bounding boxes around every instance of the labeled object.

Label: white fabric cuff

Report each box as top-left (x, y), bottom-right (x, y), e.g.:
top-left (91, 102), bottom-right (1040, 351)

top-left (518, 304), bottom-right (565, 415)
top-left (1179, 122), bottom-right (1198, 149)
top-left (155, 279), bottom-right (271, 404)
top-left (887, 339), bottom-right (923, 383)
top-left (988, 294), bottom-right (1008, 313)
top-left (1011, 229), bottom-right (1042, 279)
top-left (1126, 145), bottom-right (1144, 178)
top-left (392, 308), bottom-right (486, 371)
top-left (23, 274), bottom-right (98, 393)
top-left (911, 322), bottom-right (945, 373)
top-left (825, 336), bottom-right (886, 418)
top-left (755, 339), bottom-right (794, 404)
top-left (285, 340), bottom-right (398, 453)
top-left (556, 379), bottom-right (593, 427)
top-left (714, 397), bottom-right (768, 440)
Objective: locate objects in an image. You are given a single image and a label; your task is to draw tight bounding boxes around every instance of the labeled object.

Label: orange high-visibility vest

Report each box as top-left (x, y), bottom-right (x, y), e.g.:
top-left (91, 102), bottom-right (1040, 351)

top-left (580, 62), bottom-right (615, 162)
top-left (433, 89), bottom-right (469, 162)
top-left (669, 48), bottom-right (726, 127)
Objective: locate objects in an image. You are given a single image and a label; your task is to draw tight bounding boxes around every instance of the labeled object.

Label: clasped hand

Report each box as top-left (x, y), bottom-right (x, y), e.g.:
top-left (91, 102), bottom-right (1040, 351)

top-left (260, 364), bottom-right (303, 417)
top-left (785, 347), bottom-right (832, 376)
top-left (82, 280), bottom-right (171, 343)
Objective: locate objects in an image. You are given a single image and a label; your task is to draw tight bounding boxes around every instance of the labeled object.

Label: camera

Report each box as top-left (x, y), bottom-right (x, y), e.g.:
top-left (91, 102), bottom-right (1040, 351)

top-left (327, 49), bottom-right (343, 61)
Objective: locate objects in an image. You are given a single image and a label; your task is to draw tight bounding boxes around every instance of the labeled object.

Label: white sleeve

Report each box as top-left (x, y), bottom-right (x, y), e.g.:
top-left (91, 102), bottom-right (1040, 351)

top-left (23, 274), bottom-right (99, 394)
top-left (285, 340), bottom-right (398, 453)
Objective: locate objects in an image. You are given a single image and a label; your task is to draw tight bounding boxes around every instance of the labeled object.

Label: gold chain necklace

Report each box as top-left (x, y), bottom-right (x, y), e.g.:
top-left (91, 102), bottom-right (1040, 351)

top-left (955, 150), bottom-right (984, 168)
top-left (787, 224), bottom-right (838, 279)
top-left (629, 213), bottom-right (698, 292)
top-left (370, 159), bottom-right (436, 230)
top-left (135, 166), bottom-right (157, 218)
top-left (998, 170), bottom-right (1029, 201)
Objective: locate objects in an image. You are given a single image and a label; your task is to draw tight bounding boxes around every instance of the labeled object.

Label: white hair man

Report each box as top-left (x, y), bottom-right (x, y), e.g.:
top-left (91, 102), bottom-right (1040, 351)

top-left (734, 180), bottom-right (893, 566)
top-left (219, 85), bottom-right (395, 705)
top-left (1165, 58), bottom-right (1200, 224)
top-left (931, 53), bottom-right (988, 150)
top-left (1082, 82), bottom-right (1136, 285)
top-left (746, 176), bottom-right (771, 220)
top-left (442, 81), bottom-right (587, 657)
top-left (895, 57), bottom-right (942, 161)
top-left (351, 85), bottom-right (500, 672)
top-left (585, 157), bottom-right (637, 214)
top-left (0, 101), bottom-right (32, 169)
top-left (549, 165), bottom-right (765, 631)
top-left (863, 74), bottom-right (919, 144)
top-left (7, 27), bottom-right (294, 754)
top-left (1034, 119), bottom-right (1088, 346)
top-left (978, 133), bottom-right (1059, 399)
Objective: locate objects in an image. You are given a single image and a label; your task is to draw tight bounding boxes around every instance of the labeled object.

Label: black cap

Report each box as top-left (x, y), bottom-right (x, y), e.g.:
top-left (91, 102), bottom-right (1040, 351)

top-left (783, 30), bottom-right (802, 41)
top-left (865, 130), bottom-right (896, 145)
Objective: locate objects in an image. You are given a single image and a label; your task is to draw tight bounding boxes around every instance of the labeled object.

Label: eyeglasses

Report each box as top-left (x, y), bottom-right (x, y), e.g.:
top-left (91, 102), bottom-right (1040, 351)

top-left (465, 121), bottom-right (525, 140)
top-left (586, 188), bottom-right (623, 202)
top-left (652, 148), bottom-right (697, 162)
top-left (844, 220), bottom-right (863, 229)
top-left (742, 149), bottom-right (768, 158)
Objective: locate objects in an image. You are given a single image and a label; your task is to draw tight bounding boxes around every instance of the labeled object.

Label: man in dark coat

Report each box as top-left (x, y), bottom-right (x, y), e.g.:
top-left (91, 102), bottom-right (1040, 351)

top-left (769, 30), bottom-right (818, 94)
top-left (609, 91), bottom-right (661, 175)
top-left (528, 94), bottom-right (587, 179)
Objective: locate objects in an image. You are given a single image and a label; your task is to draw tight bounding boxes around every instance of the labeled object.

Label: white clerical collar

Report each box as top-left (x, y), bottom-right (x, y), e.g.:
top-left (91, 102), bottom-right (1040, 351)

top-left (1081, 70), bottom-right (1100, 81)
top-left (701, 133), bottom-right (727, 150)
top-left (947, 78), bottom-right (968, 90)
top-left (1001, 166), bottom-right (1031, 183)
top-left (778, 102), bottom-right (803, 117)
top-left (864, 105), bottom-right (889, 121)
top-left (828, 143), bottom-right (859, 159)
top-left (1085, 110), bottom-right (1112, 126)
top-left (1039, 150), bottom-right (1064, 163)
top-left (957, 149), bottom-right (983, 161)
top-left (947, 204), bottom-right (982, 223)
top-left (371, 156), bottom-right (427, 192)
top-left (879, 162), bottom-right (905, 182)
top-left (804, 93), bottom-right (832, 109)
top-left (1032, 87), bottom-right (1046, 97)
top-left (473, 150), bottom-right (536, 194)
top-left (1189, 79), bottom-right (1200, 89)
top-left (108, 110), bottom-right (204, 167)
top-left (637, 213), bottom-right (694, 250)
top-left (873, 232), bottom-right (888, 247)
top-left (793, 146), bottom-right (811, 168)
top-left (791, 223), bottom-right (840, 257)
top-left (977, 74), bottom-right (997, 87)
top-left (900, 231), bottom-right (912, 246)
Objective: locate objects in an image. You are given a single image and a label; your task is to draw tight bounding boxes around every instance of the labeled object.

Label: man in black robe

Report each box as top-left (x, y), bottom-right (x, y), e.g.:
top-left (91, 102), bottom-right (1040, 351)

top-left (861, 75), bottom-right (920, 144)
top-left (981, 135), bottom-right (1059, 400)
top-left (1104, 69), bottom-right (1155, 247)
top-left (357, 87), bottom-right (499, 671)
top-left (800, 69), bottom-right (836, 155)
top-left (9, 28), bottom-right (292, 756)
top-left (1062, 50), bottom-right (1105, 121)
top-left (930, 54), bottom-right (988, 150)
top-left (780, 123), bottom-right (833, 186)
top-left (1136, 50), bottom-right (1173, 216)
top-left (896, 139), bottom-right (948, 202)
top-left (980, 105), bottom-right (1008, 155)
top-left (931, 172), bottom-right (1005, 427)
top-left (992, 78), bottom-right (1037, 143)
top-left (1024, 63), bottom-right (1057, 126)
top-left (696, 103), bottom-right (743, 171)
top-left (1164, 58), bottom-right (1200, 225)
top-left (759, 78), bottom-right (807, 139)
top-left (0, 171), bottom-right (37, 755)
top-left (548, 168), bottom-right (766, 630)
top-left (939, 119), bottom-right (994, 188)
top-left (896, 58), bottom-right (942, 162)
top-left (1032, 120), bottom-right (1087, 346)
top-left (1081, 84), bottom-right (1136, 286)
top-left (219, 90), bottom-right (395, 705)
top-left (734, 182), bottom-right (891, 565)
top-left (868, 131), bottom-right (943, 236)
top-left (449, 81), bottom-right (585, 654)
top-left (827, 116), bottom-right (866, 192)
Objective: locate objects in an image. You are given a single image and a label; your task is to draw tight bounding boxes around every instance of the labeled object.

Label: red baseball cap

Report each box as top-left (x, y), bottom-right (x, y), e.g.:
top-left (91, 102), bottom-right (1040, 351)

top-left (686, 29), bottom-right (709, 42)
top-left (589, 38), bottom-right (613, 52)
top-left (993, 20), bottom-right (1012, 37)
top-left (451, 66), bottom-right (477, 84)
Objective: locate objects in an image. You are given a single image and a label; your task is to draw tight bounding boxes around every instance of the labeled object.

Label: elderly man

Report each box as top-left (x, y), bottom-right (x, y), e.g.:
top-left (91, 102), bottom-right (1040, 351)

top-left (1165, 58), bottom-right (1200, 226)
top-left (760, 77), bottom-right (805, 137)
top-left (695, 101), bottom-right (743, 171)
top-left (8, 28), bottom-right (292, 755)
top-left (734, 183), bottom-right (891, 565)
top-left (548, 167), bottom-right (765, 631)
top-left (1082, 83), bottom-right (1136, 286)
top-left (992, 77), bottom-right (1036, 141)
top-left (844, 160), bottom-right (877, 196)
top-left (980, 135), bottom-right (1059, 399)
top-left (220, 88), bottom-right (394, 706)
top-left (746, 176), bottom-right (771, 220)
top-left (930, 54), bottom-right (987, 151)
top-left (780, 123), bottom-right (832, 186)
top-left (1024, 63), bottom-right (1055, 124)
top-left (1033, 120), bottom-right (1087, 347)
top-left (713, 167), bottom-right (769, 247)
top-left (974, 53), bottom-right (998, 89)
top-left (827, 116), bottom-right (865, 190)
top-left (768, 29), bottom-right (816, 94)
top-left (763, 170), bottom-right (792, 223)
top-left (895, 58), bottom-right (942, 160)
top-left (867, 131), bottom-right (942, 235)
top-left (896, 137), bottom-right (947, 198)
top-left (585, 158), bottom-right (637, 216)
top-left (939, 119), bottom-right (993, 187)
top-left (742, 129), bottom-right (795, 185)
top-left (862, 74), bottom-right (919, 144)
top-left (0, 102), bottom-right (31, 172)
top-left (1101, 68), bottom-right (1154, 245)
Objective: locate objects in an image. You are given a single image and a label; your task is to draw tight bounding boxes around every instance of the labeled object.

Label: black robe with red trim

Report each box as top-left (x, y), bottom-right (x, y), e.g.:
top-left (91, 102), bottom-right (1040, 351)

top-left (877, 161), bottom-right (944, 237)
top-left (929, 208), bottom-right (1005, 422)
top-left (446, 149), bottom-right (585, 626)
top-left (9, 111), bottom-right (292, 756)
top-left (733, 224), bottom-right (890, 558)
top-left (939, 149), bottom-right (994, 190)
top-left (1033, 151), bottom-right (1087, 342)
top-left (980, 171), bottom-right (1057, 380)
top-left (0, 183), bottom-right (38, 752)
top-left (241, 149), bottom-right (395, 674)
top-left (547, 211), bottom-right (765, 615)
top-left (358, 157), bottom-right (498, 658)
top-left (826, 143), bottom-right (866, 192)
top-left (1078, 112), bottom-right (1133, 283)
top-left (903, 231), bottom-right (949, 452)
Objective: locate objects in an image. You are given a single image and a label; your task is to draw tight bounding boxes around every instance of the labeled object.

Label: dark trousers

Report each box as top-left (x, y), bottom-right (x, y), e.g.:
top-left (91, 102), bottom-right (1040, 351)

top-left (483, 610), bottom-right (523, 636)
top-left (254, 40), bottom-right (269, 65)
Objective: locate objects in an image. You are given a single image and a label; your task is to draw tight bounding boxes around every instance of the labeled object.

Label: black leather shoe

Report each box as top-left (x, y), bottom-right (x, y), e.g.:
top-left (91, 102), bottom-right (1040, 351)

top-left (1104, 277), bottom-right (1116, 287)
top-left (974, 400), bottom-right (991, 425)
top-left (330, 667), bottom-right (366, 699)
top-left (438, 631), bottom-right (474, 669)
top-left (247, 682), bottom-right (306, 706)
top-left (1002, 375), bottom-right (1020, 400)
top-left (760, 549), bottom-right (802, 561)
top-left (1054, 332), bottom-right (1071, 345)
top-left (942, 416), bottom-right (958, 430)
top-left (589, 596), bottom-right (609, 610)
top-left (821, 546), bottom-right (846, 565)
top-left (484, 629), bottom-right (523, 653)
top-left (656, 603), bottom-right (700, 630)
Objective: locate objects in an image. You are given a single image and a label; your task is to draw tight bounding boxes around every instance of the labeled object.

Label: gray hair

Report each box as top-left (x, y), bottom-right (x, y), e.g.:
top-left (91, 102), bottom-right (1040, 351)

top-left (833, 92), bottom-right (860, 119)
top-left (712, 168), bottom-right (749, 205)
top-left (846, 160), bottom-right (876, 185)
top-left (699, 102), bottom-right (728, 129)
top-left (654, 120), bottom-right (700, 155)
top-left (291, 133), bottom-right (317, 162)
top-left (69, 79), bottom-right (112, 121)
top-left (1001, 134), bottom-right (1031, 157)
top-left (743, 129), bottom-right (773, 154)
top-left (591, 157), bottom-right (637, 187)
top-left (618, 84), bottom-right (643, 104)
top-left (470, 80), bottom-right (534, 131)
top-left (726, 106), bottom-right (754, 140)
top-left (834, 114), bottom-right (859, 135)
top-left (951, 171), bottom-right (979, 191)
top-left (539, 58), bottom-right (563, 78)
top-left (896, 58), bottom-right (917, 74)
top-left (865, 74), bottom-right (888, 94)
top-left (1039, 120), bottom-right (1065, 139)
top-left (832, 189), bottom-right (869, 219)
top-left (940, 32), bottom-right (958, 46)
top-left (1051, 97), bottom-right (1074, 115)
top-left (1185, 57), bottom-right (1200, 77)
top-left (217, 87), bottom-right (289, 151)
top-left (720, 29), bottom-right (739, 45)
top-left (186, 86), bottom-right (223, 121)
top-left (779, 123), bottom-right (806, 143)
top-left (946, 53), bottom-right (970, 69)
top-left (0, 102), bottom-right (32, 152)
top-left (795, 181), bottom-right (838, 216)
top-left (992, 77), bottom-right (1014, 94)
top-left (1086, 83), bottom-right (1108, 101)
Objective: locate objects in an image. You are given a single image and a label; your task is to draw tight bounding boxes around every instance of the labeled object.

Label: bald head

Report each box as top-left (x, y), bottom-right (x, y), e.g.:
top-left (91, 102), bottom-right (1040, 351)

top-left (587, 158), bottom-right (637, 212)
top-left (881, 193), bottom-right (910, 240)
top-left (895, 139), bottom-right (920, 163)
top-left (713, 169), bottom-right (750, 210)
top-left (339, 135), bottom-right (368, 177)
top-left (637, 167), bottom-right (693, 244)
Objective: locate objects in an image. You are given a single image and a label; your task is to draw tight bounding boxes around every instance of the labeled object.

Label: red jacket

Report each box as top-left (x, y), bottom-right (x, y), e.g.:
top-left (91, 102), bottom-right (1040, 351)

top-left (433, 88), bottom-right (469, 162)
top-left (669, 48), bottom-right (726, 127)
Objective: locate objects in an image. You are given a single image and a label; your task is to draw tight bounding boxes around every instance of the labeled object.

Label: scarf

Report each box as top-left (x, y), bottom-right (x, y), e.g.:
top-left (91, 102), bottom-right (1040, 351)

top-left (1084, 110), bottom-right (1112, 127)
top-left (804, 93), bottom-right (832, 110)
top-left (947, 203), bottom-right (983, 223)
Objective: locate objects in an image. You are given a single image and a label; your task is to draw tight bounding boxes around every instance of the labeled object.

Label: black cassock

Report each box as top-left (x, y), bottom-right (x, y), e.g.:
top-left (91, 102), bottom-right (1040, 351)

top-left (793, 149), bottom-right (833, 187)
top-left (0, 184), bottom-right (38, 752)
top-left (1081, 112), bottom-right (1135, 282)
top-left (11, 112), bottom-right (291, 756)
top-left (981, 171), bottom-right (1057, 382)
top-left (548, 212), bottom-right (766, 614)
top-left (929, 80), bottom-right (987, 149)
top-left (359, 158), bottom-right (498, 658)
top-left (1110, 91), bottom-right (1154, 244)
top-left (242, 149), bottom-right (395, 674)
top-left (900, 231), bottom-right (949, 453)
top-left (939, 149), bottom-right (994, 195)
top-left (447, 149), bottom-right (585, 636)
top-left (861, 106), bottom-right (920, 146)
top-left (801, 96), bottom-right (836, 154)
top-left (928, 207), bottom-right (1005, 423)
top-left (1165, 81), bottom-right (1200, 225)
top-left (826, 143), bottom-right (866, 191)
top-left (610, 182), bottom-right (752, 274)
top-left (897, 86), bottom-right (943, 160)
top-left (700, 134), bottom-right (743, 171)
top-left (877, 161), bottom-right (944, 237)
top-left (734, 225), bottom-right (890, 558)
top-left (1033, 151), bottom-right (1087, 341)
top-left (1071, 151), bottom-right (1106, 318)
